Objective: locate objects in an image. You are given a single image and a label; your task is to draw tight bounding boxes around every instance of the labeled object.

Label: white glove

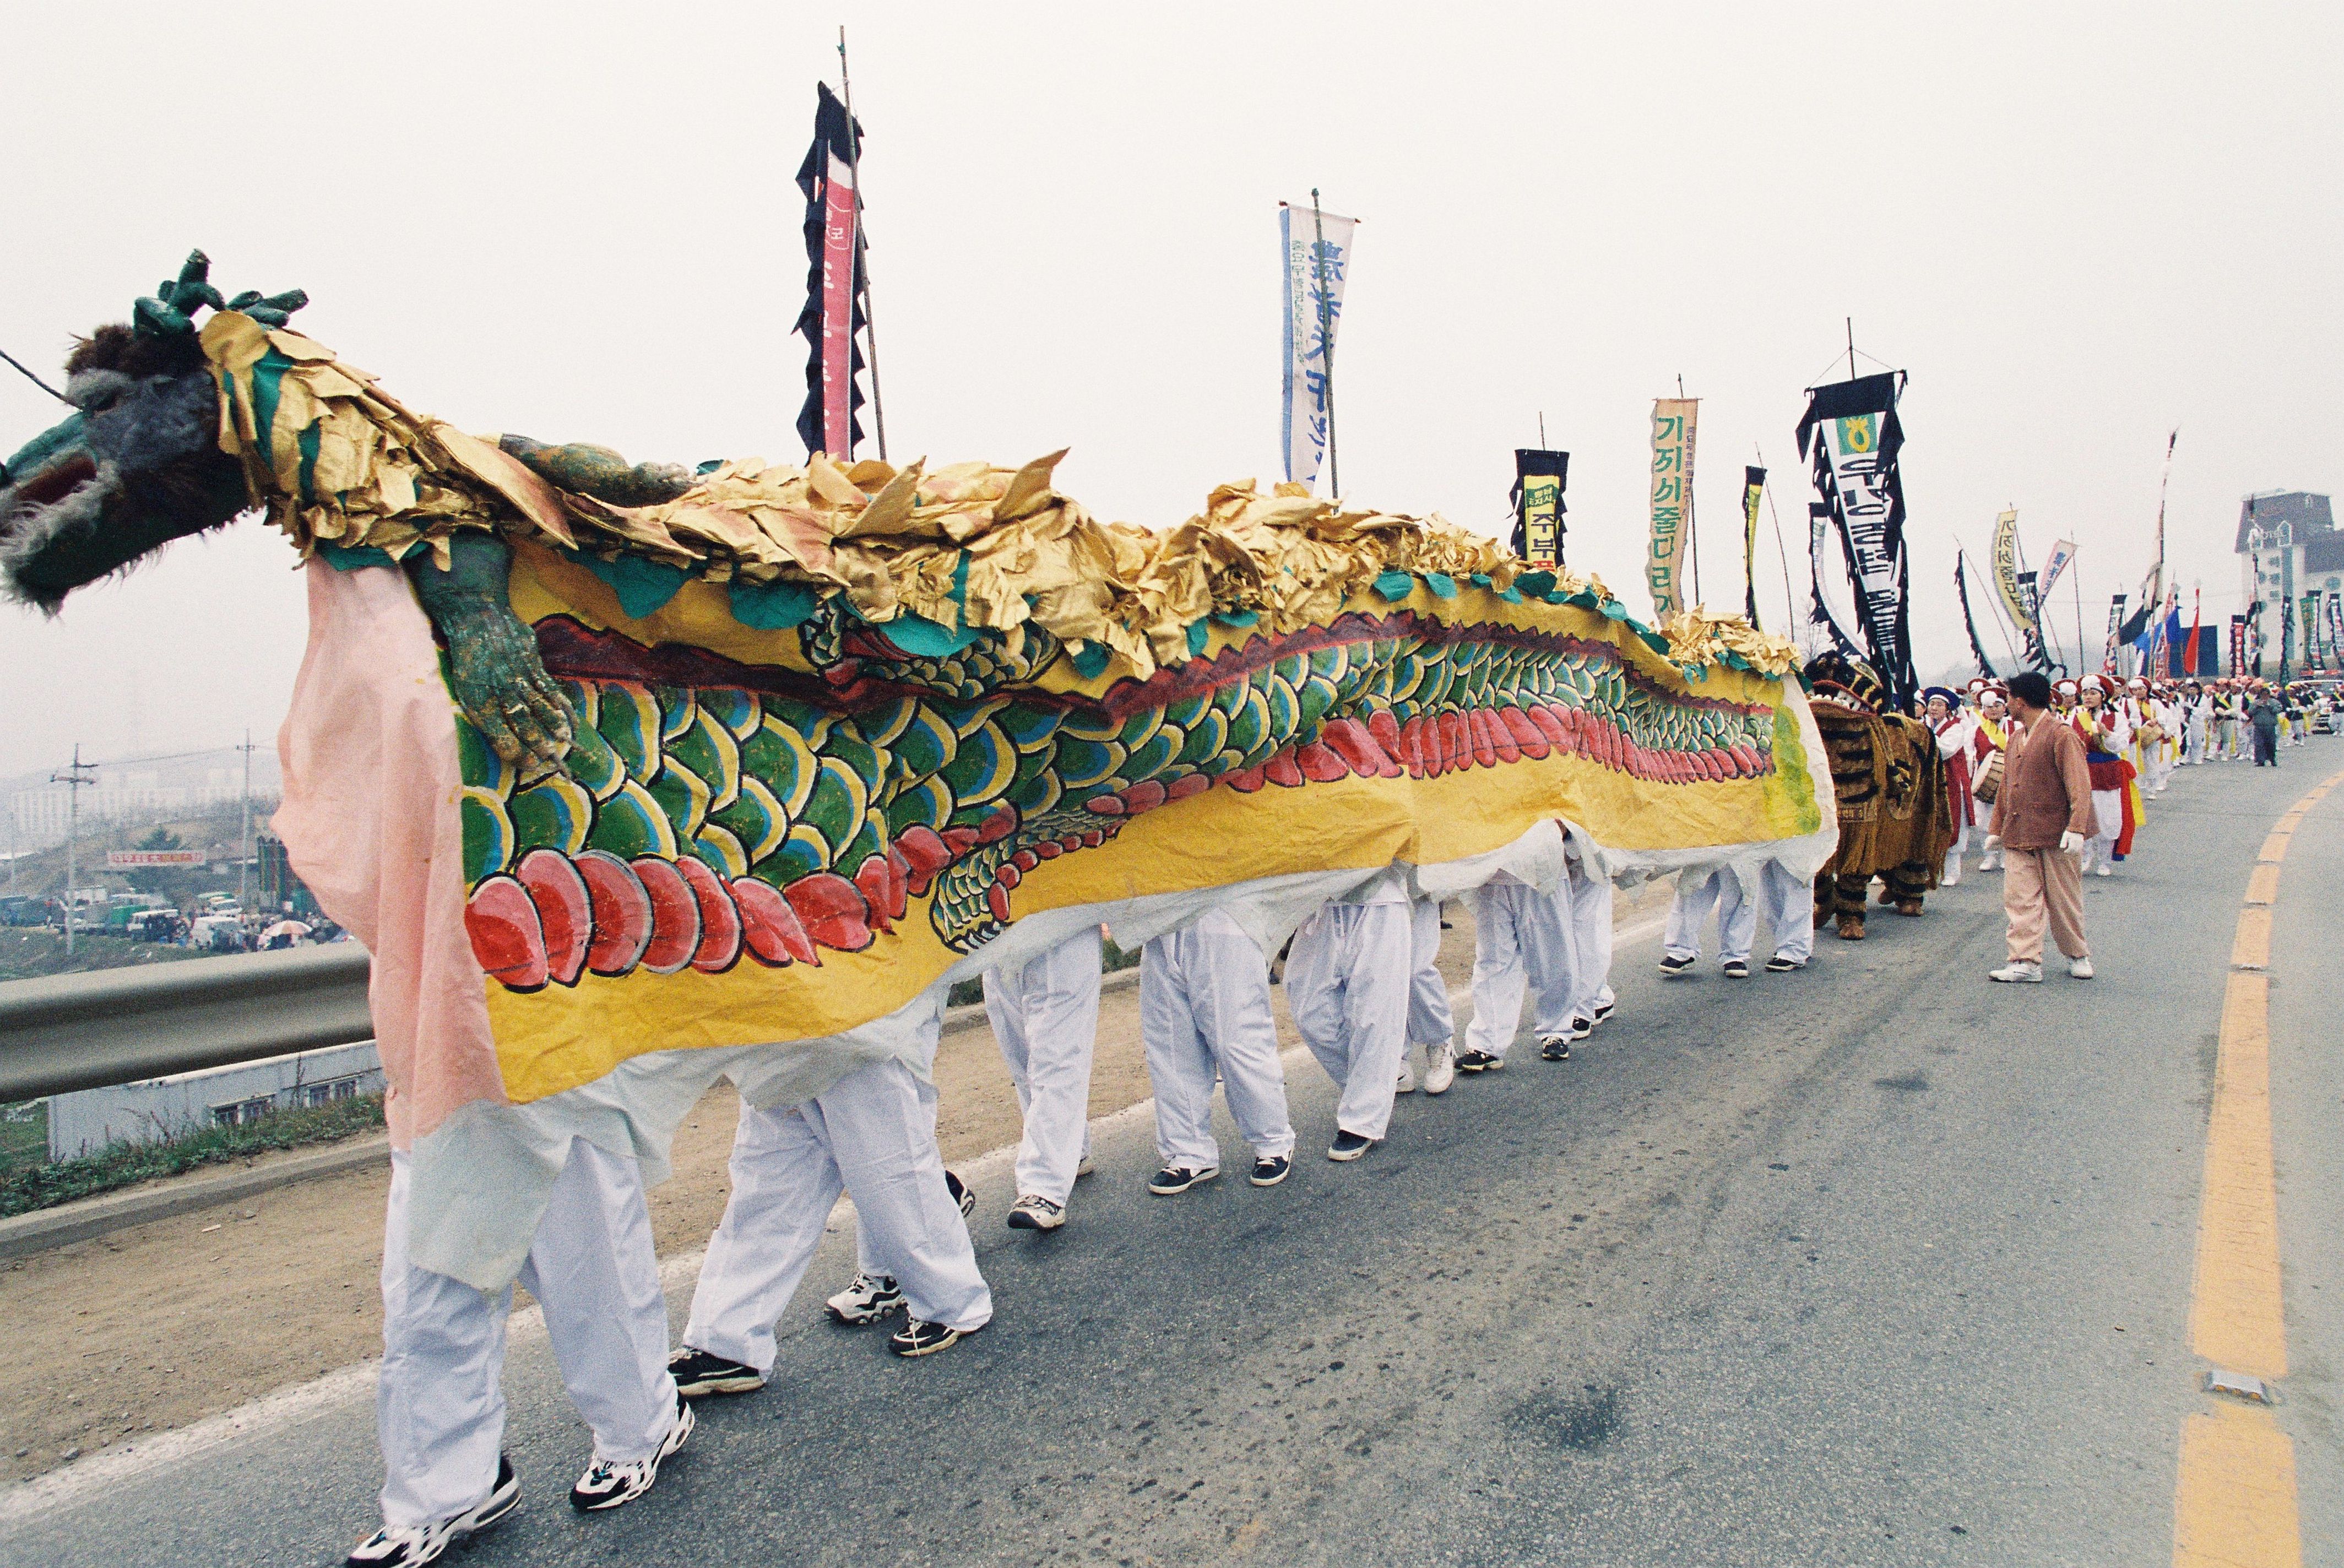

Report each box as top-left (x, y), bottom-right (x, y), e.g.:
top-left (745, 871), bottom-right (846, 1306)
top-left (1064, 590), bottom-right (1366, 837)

top-left (2059, 831), bottom-right (2084, 854)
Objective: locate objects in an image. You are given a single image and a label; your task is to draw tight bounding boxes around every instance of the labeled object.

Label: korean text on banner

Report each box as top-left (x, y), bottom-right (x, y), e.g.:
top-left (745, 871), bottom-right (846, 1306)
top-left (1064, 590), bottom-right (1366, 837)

top-left (1647, 399), bottom-right (1697, 617)
top-left (1741, 466), bottom-right (1765, 627)
top-left (2039, 538), bottom-right (2076, 602)
top-left (1279, 203), bottom-right (1357, 490)
top-left (1512, 449), bottom-right (1568, 568)
top-left (1992, 509), bottom-right (2031, 632)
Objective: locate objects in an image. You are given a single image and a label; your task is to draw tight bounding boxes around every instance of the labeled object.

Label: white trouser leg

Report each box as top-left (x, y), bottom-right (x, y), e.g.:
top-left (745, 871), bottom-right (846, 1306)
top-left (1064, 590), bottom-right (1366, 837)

top-left (1142, 932), bottom-right (1222, 1171)
top-left (518, 1140), bottom-right (678, 1464)
top-left (1406, 897), bottom-right (1456, 1047)
top-left (1712, 872), bottom-right (1758, 964)
top-left (1662, 870), bottom-right (1722, 963)
top-left (378, 1139), bottom-right (676, 1527)
top-left (1761, 862), bottom-right (1815, 964)
top-left (683, 1099), bottom-right (845, 1376)
top-left (1286, 903), bottom-right (1412, 1141)
top-left (1518, 881), bottom-right (1581, 1039)
top-left (985, 926), bottom-right (1102, 1205)
top-left (856, 996), bottom-right (945, 1278)
top-left (816, 1060), bottom-right (991, 1330)
top-left (1943, 822), bottom-right (1967, 885)
top-left (1462, 884), bottom-right (1528, 1060)
top-left (1565, 861), bottom-right (1615, 1020)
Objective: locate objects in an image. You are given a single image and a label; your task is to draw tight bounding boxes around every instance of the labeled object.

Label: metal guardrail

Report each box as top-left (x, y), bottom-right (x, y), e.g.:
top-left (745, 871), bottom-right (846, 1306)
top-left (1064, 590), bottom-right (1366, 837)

top-left (0, 945), bottom-right (372, 1101)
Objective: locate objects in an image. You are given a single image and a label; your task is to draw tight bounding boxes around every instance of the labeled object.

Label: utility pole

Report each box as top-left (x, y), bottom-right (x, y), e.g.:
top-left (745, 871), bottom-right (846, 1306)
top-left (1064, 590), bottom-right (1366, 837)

top-left (51, 746), bottom-right (95, 955)
top-left (237, 728), bottom-right (256, 914)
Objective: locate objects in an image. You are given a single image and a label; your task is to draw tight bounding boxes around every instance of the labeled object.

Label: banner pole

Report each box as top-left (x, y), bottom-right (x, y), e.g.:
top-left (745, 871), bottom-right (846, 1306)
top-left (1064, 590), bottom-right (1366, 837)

top-left (1311, 189), bottom-right (1339, 498)
top-left (838, 28), bottom-right (888, 462)
top-left (1756, 446), bottom-right (1797, 637)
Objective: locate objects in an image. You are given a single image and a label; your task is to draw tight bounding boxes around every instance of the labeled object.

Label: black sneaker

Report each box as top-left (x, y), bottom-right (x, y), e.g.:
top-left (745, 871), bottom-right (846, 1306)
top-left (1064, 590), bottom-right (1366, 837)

top-left (946, 1169), bottom-right (975, 1219)
top-left (1006, 1193), bottom-right (1066, 1230)
top-left (1249, 1154), bottom-right (1292, 1187)
top-left (1765, 954), bottom-right (1804, 973)
top-left (1658, 954), bottom-right (1694, 976)
top-left (1566, 1016), bottom-right (1594, 1040)
top-left (1593, 1000), bottom-right (1615, 1023)
top-left (823, 1272), bottom-right (905, 1326)
top-left (1147, 1165), bottom-right (1219, 1196)
top-left (668, 1346), bottom-right (765, 1397)
top-left (1722, 959), bottom-right (1750, 979)
top-left (347, 1455), bottom-right (518, 1565)
top-left (1327, 1130), bottom-right (1376, 1162)
top-left (889, 1318), bottom-right (980, 1357)
top-left (569, 1392), bottom-right (692, 1511)
top-left (1455, 1049), bottom-right (1504, 1073)
top-left (1539, 1035), bottom-right (1571, 1061)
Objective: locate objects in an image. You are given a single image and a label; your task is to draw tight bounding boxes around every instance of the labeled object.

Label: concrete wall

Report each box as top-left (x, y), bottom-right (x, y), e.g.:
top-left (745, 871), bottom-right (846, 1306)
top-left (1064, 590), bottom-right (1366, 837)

top-left (46, 1041), bottom-right (383, 1160)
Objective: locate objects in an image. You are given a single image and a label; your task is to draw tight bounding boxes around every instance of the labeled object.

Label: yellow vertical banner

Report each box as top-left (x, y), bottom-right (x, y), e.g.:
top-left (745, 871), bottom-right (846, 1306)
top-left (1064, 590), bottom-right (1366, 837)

top-left (1648, 398), bottom-right (1699, 617)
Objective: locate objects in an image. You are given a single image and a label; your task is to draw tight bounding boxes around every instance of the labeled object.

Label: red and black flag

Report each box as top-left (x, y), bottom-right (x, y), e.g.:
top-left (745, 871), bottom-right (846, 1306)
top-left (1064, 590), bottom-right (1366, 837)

top-left (795, 83), bottom-right (870, 460)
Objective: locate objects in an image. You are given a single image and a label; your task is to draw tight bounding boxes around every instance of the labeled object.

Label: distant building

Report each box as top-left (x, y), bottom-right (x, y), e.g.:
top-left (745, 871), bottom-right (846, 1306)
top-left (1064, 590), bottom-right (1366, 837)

top-left (2236, 491), bottom-right (2343, 671)
top-left (46, 1042), bottom-right (382, 1160)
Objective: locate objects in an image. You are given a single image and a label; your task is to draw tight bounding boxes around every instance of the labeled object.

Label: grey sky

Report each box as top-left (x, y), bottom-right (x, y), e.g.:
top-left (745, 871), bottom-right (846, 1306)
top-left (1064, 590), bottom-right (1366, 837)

top-left (4, 2), bottom-right (2336, 778)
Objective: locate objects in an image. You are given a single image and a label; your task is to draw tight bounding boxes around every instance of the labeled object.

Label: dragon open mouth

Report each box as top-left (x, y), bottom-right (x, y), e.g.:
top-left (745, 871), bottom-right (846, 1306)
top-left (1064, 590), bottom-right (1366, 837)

top-left (5, 451), bottom-right (97, 517)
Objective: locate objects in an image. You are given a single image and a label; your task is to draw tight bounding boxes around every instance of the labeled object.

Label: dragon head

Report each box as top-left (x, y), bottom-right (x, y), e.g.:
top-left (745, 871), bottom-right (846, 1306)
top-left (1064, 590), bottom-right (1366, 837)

top-left (1, 252), bottom-right (301, 611)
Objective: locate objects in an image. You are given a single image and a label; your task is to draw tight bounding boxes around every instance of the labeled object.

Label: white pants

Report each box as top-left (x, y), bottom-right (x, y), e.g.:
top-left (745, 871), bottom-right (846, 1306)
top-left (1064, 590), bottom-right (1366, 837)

top-left (1406, 897), bottom-right (1457, 1047)
top-left (1285, 901), bottom-right (1412, 1141)
top-left (857, 1001), bottom-right (944, 1279)
top-left (984, 926), bottom-right (1102, 1205)
top-left (1142, 910), bottom-right (1295, 1169)
top-left (2085, 787), bottom-right (2123, 869)
top-left (1941, 822), bottom-right (1969, 884)
top-left (1759, 861), bottom-right (1815, 964)
top-left (1562, 854), bottom-right (1615, 1021)
top-left (1464, 880), bottom-right (1578, 1056)
top-left (685, 1060), bottom-right (991, 1369)
top-left (377, 1139), bottom-right (676, 1529)
top-left (1663, 868), bottom-right (1757, 965)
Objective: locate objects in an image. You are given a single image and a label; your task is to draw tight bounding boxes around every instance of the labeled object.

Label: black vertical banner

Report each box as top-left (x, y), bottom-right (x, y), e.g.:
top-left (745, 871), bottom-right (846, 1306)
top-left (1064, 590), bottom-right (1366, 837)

top-left (794, 83), bottom-right (869, 460)
top-left (1795, 372), bottom-right (1915, 706)
top-left (1509, 449), bottom-right (1568, 566)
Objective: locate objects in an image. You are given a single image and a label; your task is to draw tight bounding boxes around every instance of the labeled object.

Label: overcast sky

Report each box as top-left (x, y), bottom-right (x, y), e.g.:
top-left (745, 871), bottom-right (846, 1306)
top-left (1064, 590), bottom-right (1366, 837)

top-left (4, 2), bottom-right (2337, 779)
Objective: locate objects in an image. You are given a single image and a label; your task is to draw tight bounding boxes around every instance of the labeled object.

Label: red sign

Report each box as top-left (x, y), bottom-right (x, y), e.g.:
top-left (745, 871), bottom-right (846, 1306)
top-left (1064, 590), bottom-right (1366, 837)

top-left (820, 154), bottom-right (859, 459)
top-left (107, 850), bottom-right (206, 867)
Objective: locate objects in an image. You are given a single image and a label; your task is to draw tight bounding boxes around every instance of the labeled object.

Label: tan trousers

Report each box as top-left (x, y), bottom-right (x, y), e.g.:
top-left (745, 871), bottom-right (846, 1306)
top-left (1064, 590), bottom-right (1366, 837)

top-left (2003, 847), bottom-right (2088, 963)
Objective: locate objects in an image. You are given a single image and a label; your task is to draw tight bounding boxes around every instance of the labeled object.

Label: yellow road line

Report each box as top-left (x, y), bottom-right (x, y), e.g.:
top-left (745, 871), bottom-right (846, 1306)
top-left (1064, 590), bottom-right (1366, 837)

top-left (2172, 768), bottom-right (2343, 1566)
top-left (2175, 1404), bottom-right (2302, 1568)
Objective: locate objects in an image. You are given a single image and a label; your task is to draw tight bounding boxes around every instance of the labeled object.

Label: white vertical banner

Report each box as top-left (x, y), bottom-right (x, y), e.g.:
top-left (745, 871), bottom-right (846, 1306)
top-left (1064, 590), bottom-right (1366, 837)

top-left (2038, 538), bottom-right (2077, 601)
top-left (1646, 398), bottom-right (1698, 618)
top-left (1280, 201), bottom-right (1357, 490)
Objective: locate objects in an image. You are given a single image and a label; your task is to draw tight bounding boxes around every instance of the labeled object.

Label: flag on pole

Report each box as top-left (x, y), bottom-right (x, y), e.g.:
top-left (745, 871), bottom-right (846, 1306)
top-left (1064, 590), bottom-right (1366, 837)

top-left (794, 83), bottom-right (870, 460)
top-left (1741, 466), bottom-right (1765, 627)
top-left (1955, 552), bottom-right (2000, 680)
top-left (2184, 589), bottom-right (2202, 676)
top-left (2229, 614), bottom-right (2247, 678)
top-left (2038, 538), bottom-right (2076, 601)
top-left (1646, 398), bottom-right (1697, 618)
top-left (1991, 510), bottom-right (2032, 633)
top-left (1279, 201), bottom-right (1356, 490)
top-left (1797, 372), bottom-right (1915, 706)
top-left (1510, 449), bottom-right (1567, 567)
top-left (2103, 594), bottom-right (2126, 674)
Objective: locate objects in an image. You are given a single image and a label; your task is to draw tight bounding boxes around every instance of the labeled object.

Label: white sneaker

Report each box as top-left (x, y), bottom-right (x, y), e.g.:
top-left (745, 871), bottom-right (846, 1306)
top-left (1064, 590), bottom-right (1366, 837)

top-left (824, 1272), bottom-right (905, 1325)
top-left (1075, 1153), bottom-right (1095, 1179)
top-left (1006, 1193), bottom-right (1066, 1230)
top-left (1395, 1061), bottom-right (1418, 1094)
top-left (2068, 957), bottom-right (2095, 979)
top-left (348, 1455), bottom-right (519, 1565)
top-left (569, 1396), bottom-right (692, 1512)
top-left (1942, 867), bottom-right (1961, 887)
top-left (1421, 1041), bottom-right (1456, 1094)
top-left (2095, 863), bottom-right (2112, 877)
top-left (1988, 961), bottom-right (2043, 984)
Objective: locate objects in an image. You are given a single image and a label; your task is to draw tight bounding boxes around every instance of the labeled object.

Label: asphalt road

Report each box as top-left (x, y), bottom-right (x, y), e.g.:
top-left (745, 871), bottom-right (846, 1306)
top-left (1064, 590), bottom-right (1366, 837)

top-left (4, 747), bottom-right (2337, 1567)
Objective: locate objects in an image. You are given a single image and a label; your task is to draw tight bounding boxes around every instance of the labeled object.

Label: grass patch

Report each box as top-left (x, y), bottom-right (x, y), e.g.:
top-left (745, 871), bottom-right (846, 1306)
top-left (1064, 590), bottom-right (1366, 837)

top-left (943, 934), bottom-right (1141, 1010)
top-left (0, 1093), bottom-right (386, 1218)
top-left (0, 929), bottom-right (209, 983)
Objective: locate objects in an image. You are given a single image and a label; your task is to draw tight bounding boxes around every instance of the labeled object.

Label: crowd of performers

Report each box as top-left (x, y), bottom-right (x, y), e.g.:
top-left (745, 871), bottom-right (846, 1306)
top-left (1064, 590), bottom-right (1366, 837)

top-left (350, 665), bottom-right (2329, 1567)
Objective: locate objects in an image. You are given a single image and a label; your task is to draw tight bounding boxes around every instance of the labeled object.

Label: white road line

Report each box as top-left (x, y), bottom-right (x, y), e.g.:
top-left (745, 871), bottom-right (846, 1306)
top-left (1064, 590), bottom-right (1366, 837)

top-left (2, 910), bottom-right (1672, 1523)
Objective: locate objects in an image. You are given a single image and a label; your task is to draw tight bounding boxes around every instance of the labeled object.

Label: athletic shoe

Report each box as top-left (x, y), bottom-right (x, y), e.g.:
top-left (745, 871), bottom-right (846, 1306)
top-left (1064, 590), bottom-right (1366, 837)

top-left (570, 1394), bottom-right (692, 1512)
top-left (2095, 864), bottom-right (2112, 878)
top-left (348, 1456), bottom-right (519, 1565)
top-left (1395, 1062), bottom-right (1418, 1094)
top-left (669, 1345), bottom-right (767, 1395)
top-left (889, 1317), bottom-right (980, 1357)
top-left (1250, 1154), bottom-right (1292, 1187)
top-left (1657, 954), bottom-right (1694, 976)
top-left (1327, 1130), bottom-right (1376, 1162)
top-left (1538, 1035), bottom-right (1570, 1062)
top-left (1565, 1016), bottom-right (1594, 1040)
top-left (1007, 1193), bottom-right (1066, 1230)
top-left (1147, 1165), bottom-right (1218, 1196)
top-left (1941, 867), bottom-right (1961, 887)
top-left (2068, 957), bottom-right (2096, 979)
top-left (946, 1170), bottom-right (975, 1218)
top-left (1592, 1000), bottom-right (1615, 1024)
top-left (1722, 959), bottom-right (1750, 979)
top-left (1421, 1041), bottom-right (1456, 1095)
top-left (1075, 1154), bottom-right (1095, 1179)
top-left (1988, 961), bottom-right (2043, 984)
top-left (823, 1273), bottom-right (906, 1327)
top-left (1764, 954), bottom-right (1804, 973)
top-left (1455, 1049), bottom-right (1504, 1074)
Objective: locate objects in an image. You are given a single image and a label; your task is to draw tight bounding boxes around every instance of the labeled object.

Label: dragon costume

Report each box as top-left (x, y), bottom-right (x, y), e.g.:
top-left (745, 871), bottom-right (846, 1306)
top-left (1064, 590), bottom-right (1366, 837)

top-left (2, 254), bottom-right (1838, 1285)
